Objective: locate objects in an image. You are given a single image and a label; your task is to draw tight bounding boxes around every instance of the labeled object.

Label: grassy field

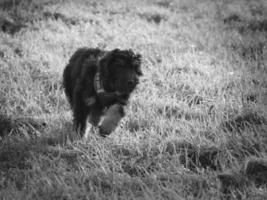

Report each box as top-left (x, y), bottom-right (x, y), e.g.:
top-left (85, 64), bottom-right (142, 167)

top-left (0, 0), bottom-right (267, 199)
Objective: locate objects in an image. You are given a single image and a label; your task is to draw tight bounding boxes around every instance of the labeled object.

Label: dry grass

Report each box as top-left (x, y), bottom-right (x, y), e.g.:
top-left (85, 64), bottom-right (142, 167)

top-left (0, 0), bottom-right (267, 199)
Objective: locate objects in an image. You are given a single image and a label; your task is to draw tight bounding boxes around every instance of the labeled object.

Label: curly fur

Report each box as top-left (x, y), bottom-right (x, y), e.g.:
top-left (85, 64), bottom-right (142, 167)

top-left (63, 48), bottom-right (142, 137)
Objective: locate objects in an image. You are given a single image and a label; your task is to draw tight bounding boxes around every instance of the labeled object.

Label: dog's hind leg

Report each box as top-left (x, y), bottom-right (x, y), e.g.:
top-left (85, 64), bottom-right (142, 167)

top-left (72, 84), bottom-right (88, 137)
top-left (73, 106), bottom-right (87, 137)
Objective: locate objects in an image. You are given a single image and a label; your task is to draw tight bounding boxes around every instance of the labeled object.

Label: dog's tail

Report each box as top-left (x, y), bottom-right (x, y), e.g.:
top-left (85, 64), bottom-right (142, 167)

top-left (63, 63), bottom-right (74, 106)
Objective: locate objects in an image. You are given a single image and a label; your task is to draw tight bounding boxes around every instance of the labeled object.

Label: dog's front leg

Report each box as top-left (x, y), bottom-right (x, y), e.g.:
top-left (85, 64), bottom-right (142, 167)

top-left (83, 103), bottom-right (104, 140)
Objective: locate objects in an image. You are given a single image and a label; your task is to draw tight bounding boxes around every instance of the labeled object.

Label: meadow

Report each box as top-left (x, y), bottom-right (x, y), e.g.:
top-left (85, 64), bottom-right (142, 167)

top-left (0, 0), bottom-right (267, 199)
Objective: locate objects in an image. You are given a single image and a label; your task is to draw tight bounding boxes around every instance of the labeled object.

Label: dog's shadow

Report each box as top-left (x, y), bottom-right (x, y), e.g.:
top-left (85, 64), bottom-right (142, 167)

top-left (40, 121), bottom-right (79, 146)
top-left (0, 116), bottom-right (86, 173)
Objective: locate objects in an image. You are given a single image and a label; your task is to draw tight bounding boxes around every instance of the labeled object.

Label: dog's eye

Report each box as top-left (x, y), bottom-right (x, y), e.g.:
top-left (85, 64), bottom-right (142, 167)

top-left (115, 64), bottom-right (124, 69)
top-left (113, 59), bottom-right (125, 67)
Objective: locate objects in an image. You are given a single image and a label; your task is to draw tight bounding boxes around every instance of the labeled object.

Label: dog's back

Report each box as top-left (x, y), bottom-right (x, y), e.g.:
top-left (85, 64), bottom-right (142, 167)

top-left (63, 48), bottom-right (104, 106)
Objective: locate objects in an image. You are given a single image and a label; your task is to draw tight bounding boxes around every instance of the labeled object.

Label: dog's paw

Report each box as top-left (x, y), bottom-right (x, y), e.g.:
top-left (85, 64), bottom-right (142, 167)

top-left (98, 104), bottom-right (124, 137)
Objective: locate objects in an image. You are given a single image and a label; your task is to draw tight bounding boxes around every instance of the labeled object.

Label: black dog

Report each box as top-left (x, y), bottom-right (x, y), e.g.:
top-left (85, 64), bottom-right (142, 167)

top-left (63, 48), bottom-right (142, 137)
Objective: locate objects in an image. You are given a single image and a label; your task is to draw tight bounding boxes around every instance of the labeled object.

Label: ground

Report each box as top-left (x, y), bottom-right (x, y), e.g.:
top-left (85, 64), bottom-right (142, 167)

top-left (0, 0), bottom-right (267, 199)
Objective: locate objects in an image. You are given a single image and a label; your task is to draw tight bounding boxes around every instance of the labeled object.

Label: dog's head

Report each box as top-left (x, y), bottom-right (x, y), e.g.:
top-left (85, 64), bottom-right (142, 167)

top-left (98, 49), bottom-right (142, 95)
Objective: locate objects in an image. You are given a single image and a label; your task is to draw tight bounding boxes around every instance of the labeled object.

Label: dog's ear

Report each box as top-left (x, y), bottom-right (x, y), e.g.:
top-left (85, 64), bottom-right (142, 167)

top-left (127, 49), bottom-right (142, 76)
top-left (98, 51), bottom-right (115, 79)
top-left (132, 53), bottom-right (143, 76)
